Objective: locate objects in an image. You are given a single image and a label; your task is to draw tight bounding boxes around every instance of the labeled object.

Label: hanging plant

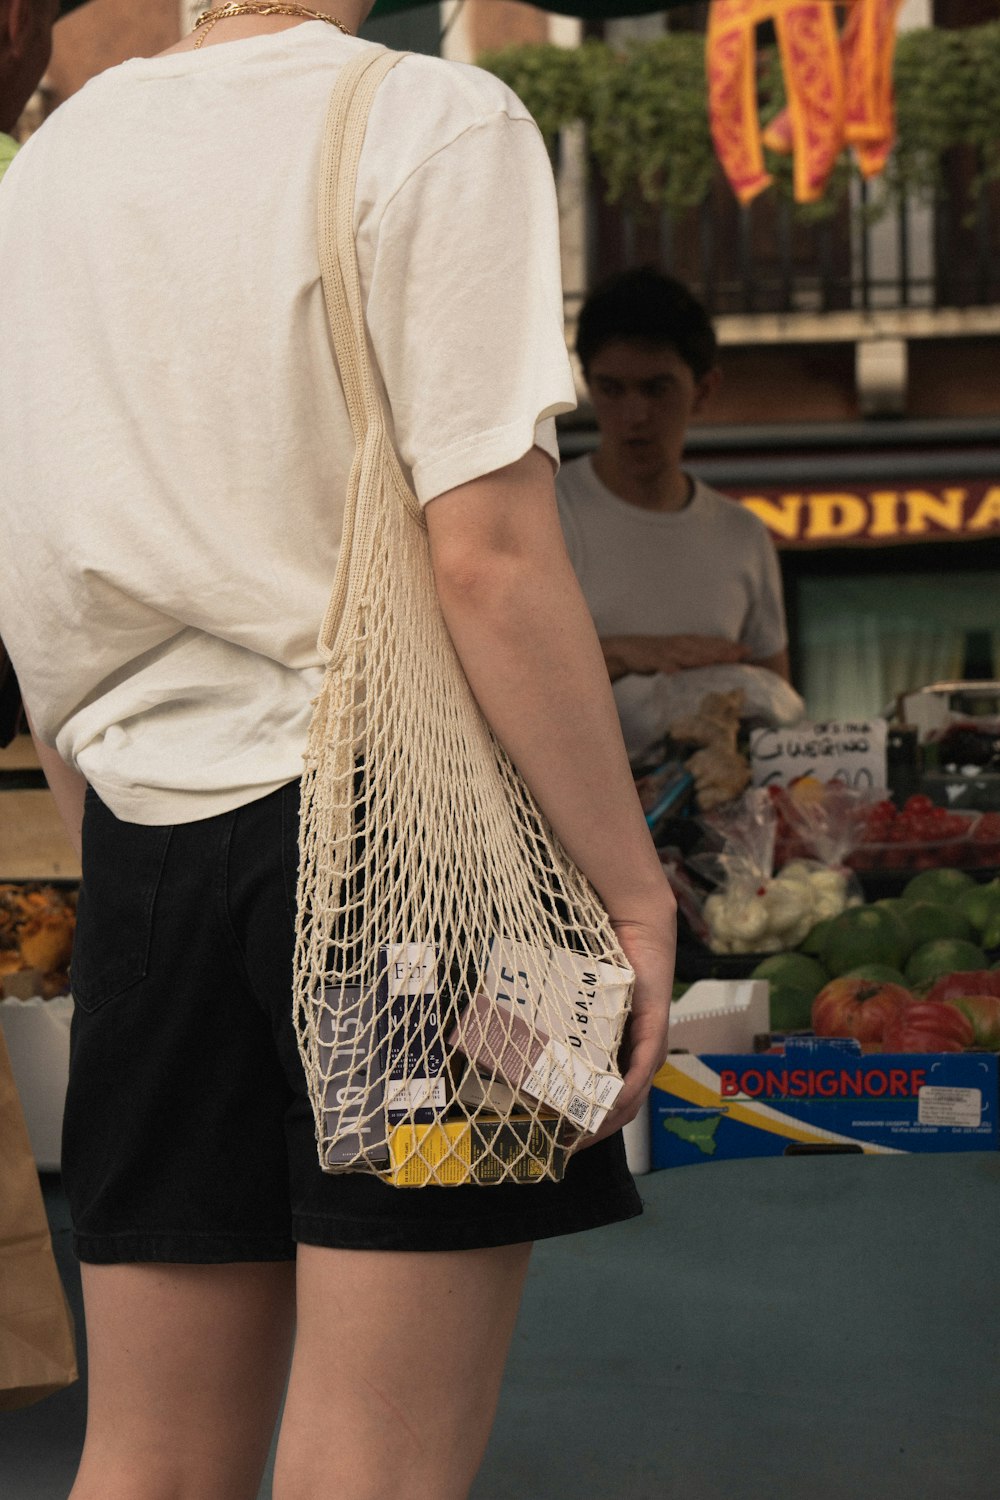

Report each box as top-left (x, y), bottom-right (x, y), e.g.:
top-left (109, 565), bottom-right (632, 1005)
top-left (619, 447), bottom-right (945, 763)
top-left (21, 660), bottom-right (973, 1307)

top-left (586, 36), bottom-right (718, 210)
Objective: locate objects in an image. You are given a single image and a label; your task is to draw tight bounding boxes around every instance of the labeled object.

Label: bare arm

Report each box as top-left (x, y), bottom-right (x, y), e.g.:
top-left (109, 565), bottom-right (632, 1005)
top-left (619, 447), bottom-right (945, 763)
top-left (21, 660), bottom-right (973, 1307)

top-left (425, 448), bottom-right (676, 1137)
top-left (24, 705), bottom-right (86, 860)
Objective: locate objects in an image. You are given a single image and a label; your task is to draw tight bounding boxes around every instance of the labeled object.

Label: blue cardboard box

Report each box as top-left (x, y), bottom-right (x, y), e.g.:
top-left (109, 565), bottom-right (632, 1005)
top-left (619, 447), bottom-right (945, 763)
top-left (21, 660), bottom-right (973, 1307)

top-left (650, 1037), bottom-right (999, 1169)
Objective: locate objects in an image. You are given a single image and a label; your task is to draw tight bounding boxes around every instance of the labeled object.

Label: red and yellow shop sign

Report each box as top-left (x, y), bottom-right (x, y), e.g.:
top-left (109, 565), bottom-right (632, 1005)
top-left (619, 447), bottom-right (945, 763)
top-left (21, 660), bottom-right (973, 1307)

top-left (733, 481), bottom-right (1000, 547)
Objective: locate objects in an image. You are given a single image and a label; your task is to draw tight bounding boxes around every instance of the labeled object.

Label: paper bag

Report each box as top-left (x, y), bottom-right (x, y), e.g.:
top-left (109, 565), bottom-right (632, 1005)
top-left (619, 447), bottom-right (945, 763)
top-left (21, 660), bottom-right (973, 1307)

top-left (0, 1027), bottom-right (78, 1410)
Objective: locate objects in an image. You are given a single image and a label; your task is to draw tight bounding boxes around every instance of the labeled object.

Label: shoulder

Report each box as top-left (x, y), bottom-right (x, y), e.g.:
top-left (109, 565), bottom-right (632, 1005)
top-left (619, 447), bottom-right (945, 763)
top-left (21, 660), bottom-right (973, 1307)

top-left (392, 51), bottom-right (536, 116)
top-left (359, 51), bottom-right (551, 227)
top-left (371, 50), bottom-right (541, 160)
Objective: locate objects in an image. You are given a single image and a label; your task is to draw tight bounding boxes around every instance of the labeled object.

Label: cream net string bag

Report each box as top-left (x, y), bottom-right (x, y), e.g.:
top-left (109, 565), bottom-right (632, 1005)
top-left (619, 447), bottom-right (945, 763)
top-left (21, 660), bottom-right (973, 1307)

top-left (293, 47), bottom-right (634, 1188)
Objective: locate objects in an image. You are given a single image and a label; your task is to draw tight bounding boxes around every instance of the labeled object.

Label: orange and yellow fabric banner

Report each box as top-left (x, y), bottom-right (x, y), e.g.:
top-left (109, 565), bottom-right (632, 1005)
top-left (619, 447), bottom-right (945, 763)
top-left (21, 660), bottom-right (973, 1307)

top-left (707, 0), bottom-right (903, 206)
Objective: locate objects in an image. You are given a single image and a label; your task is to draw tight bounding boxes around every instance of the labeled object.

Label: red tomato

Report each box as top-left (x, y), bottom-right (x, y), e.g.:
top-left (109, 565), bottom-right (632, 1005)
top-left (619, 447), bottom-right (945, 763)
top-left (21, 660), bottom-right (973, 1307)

top-left (812, 979), bottom-right (914, 1044)
top-left (925, 970), bottom-right (1000, 1005)
top-left (882, 1001), bottom-right (976, 1053)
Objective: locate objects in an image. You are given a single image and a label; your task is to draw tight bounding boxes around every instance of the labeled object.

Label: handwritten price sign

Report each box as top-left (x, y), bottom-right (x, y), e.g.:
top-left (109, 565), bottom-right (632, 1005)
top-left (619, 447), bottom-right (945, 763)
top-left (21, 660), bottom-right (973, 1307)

top-left (749, 719), bottom-right (888, 790)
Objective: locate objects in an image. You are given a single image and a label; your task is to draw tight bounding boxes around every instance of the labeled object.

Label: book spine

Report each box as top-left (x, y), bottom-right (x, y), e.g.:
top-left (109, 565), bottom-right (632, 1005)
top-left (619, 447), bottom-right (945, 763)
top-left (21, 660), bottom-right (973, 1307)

top-left (317, 984), bottom-right (389, 1168)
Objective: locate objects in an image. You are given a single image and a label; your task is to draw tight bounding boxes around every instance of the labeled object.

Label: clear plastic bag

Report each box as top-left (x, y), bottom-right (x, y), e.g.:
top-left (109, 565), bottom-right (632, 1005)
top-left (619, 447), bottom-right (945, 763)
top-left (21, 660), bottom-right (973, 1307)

top-left (689, 788), bottom-right (861, 954)
top-left (773, 780), bottom-right (878, 871)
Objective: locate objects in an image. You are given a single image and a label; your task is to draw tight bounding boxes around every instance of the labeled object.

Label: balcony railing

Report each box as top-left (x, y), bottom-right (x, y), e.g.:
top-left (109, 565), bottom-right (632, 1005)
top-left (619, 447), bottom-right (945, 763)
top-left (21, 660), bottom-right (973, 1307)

top-left (560, 144), bottom-right (1000, 325)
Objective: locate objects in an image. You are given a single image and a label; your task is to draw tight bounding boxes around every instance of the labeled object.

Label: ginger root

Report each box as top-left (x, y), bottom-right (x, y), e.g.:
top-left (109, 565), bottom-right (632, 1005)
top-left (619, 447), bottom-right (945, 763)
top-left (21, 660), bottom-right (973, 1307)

top-left (668, 690), bottom-right (751, 812)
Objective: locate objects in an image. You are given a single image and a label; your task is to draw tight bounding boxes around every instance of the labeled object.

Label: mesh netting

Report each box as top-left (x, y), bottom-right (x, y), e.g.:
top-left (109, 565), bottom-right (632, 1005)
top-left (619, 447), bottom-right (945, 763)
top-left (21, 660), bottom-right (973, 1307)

top-left (293, 48), bottom-right (633, 1187)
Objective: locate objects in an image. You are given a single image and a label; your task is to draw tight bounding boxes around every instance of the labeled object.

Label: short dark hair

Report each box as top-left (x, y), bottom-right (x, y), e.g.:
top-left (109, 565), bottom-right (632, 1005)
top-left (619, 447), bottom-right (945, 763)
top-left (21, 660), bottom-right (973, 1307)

top-left (576, 267), bottom-right (717, 382)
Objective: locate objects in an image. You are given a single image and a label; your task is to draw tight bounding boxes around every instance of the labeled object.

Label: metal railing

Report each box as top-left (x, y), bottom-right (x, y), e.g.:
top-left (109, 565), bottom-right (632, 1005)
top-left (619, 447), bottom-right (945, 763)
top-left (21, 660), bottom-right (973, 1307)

top-left (563, 147), bottom-right (1000, 323)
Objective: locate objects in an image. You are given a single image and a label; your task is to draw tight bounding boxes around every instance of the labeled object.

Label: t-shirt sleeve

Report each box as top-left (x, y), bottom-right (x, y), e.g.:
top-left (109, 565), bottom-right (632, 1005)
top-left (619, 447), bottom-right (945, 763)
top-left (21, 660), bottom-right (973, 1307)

top-left (362, 112), bottom-right (577, 504)
top-left (742, 526), bottom-right (789, 661)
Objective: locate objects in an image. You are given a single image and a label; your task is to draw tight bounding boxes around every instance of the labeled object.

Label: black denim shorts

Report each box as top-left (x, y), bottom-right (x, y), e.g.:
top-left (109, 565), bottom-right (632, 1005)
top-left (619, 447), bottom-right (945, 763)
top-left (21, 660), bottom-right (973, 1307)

top-left (63, 781), bottom-right (643, 1263)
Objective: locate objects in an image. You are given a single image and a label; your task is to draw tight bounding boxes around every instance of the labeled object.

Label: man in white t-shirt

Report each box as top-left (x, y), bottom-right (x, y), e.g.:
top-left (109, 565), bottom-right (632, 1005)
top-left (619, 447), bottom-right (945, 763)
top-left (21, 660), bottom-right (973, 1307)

top-left (557, 268), bottom-right (791, 688)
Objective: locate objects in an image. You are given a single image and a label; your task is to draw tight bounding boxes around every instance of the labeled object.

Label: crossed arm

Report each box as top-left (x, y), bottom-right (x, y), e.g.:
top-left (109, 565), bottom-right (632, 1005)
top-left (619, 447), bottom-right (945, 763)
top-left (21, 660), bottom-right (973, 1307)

top-left (600, 633), bottom-right (791, 684)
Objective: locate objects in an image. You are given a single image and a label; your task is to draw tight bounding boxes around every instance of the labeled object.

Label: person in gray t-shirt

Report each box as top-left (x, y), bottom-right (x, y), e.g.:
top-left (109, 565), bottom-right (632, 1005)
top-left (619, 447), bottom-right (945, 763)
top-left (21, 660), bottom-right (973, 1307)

top-left (557, 268), bottom-right (791, 687)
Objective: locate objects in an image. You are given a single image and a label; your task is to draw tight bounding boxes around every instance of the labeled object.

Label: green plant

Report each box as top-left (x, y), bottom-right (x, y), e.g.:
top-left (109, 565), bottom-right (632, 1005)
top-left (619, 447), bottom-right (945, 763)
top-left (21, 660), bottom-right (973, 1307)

top-left (587, 36), bottom-right (718, 210)
top-left (479, 21), bottom-right (1000, 221)
top-left (476, 40), bottom-right (605, 145)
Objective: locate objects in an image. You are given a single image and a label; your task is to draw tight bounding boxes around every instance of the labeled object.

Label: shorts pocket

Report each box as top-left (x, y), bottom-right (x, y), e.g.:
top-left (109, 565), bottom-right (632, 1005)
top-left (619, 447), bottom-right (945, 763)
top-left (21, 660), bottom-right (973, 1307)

top-left (70, 793), bottom-right (173, 1014)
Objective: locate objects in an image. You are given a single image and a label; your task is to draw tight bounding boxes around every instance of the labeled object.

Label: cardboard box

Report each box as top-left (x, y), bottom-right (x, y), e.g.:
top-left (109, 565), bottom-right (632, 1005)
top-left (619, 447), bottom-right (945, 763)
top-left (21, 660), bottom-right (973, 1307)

top-left (668, 979), bottom-right (770, 1054)
top-left (623, 979), bottom-right (770, 1174)
top-left (451, 990), bottom-right (622, 1133)
top-left (650, 1036), bottom-right (999, 1169)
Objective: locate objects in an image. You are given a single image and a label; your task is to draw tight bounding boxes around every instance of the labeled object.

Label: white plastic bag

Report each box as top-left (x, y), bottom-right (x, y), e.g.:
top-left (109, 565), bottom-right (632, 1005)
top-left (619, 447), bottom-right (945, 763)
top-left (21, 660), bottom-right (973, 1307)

top-left (615, 664), bottom-right (805, 763)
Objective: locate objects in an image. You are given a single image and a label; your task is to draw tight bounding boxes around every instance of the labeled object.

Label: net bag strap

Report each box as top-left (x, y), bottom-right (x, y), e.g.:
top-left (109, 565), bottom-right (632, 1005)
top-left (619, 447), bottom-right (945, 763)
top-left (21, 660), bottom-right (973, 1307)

top-left (316, 47), bottom-right (416, 662)
top-left (296, 49), bottom-right (636, 1186)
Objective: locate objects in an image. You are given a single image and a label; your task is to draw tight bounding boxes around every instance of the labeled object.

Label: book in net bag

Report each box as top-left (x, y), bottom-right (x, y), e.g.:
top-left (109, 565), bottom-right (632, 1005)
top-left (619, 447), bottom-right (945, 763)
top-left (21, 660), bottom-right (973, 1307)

top-left (293, 47), bottom-right (634, 1188)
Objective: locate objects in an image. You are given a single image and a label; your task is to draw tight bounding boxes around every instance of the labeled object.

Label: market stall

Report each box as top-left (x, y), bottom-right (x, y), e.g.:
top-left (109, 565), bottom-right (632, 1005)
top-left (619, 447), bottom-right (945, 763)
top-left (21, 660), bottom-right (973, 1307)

top-left (630, 664), bottom-right (1000, 1174)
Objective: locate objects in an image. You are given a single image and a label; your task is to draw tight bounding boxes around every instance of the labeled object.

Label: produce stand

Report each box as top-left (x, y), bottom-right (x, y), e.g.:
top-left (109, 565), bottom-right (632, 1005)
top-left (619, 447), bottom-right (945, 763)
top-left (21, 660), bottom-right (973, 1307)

top-left (637, 679), bottom-right (1000, 1174)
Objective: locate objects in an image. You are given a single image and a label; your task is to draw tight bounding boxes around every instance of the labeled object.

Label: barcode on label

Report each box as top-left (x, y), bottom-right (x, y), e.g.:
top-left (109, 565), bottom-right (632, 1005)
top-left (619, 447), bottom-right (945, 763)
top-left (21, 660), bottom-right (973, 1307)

top-left (566, 1093), bottom-right (590, 1124)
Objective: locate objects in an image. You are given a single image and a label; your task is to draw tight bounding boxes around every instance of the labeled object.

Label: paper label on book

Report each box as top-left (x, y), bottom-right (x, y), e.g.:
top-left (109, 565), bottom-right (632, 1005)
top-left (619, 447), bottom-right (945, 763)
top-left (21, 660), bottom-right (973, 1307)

top-left (520, 1034), bottom-right (624, 1128)
top-left (386, 943), bottom-right (438, 997)
top-left (381, 943), bottom-right (449, 1125)
top-left (386, 1077), bottom-right (449, 1111)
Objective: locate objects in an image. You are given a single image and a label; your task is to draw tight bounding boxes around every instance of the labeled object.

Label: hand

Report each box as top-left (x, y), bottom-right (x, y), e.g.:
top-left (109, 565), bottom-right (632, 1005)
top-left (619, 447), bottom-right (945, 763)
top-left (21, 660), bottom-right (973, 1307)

top-left (602, 634), bottom-right (749, 681)
top-left (577, 904), bottom-right (677, 1149)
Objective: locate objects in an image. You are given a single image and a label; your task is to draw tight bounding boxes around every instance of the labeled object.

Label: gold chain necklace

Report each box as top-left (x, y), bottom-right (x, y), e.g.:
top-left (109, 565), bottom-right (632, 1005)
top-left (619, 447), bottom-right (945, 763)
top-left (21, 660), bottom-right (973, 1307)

top-left (193, 3), bottom-right (351, 49)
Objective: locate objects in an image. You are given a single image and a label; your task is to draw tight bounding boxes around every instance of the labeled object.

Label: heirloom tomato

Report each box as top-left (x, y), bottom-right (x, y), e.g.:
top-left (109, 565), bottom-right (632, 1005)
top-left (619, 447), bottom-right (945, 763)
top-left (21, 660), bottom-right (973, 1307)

top-left (925, 970), bottom-right (1000, 1005)
top-left (811, 978), bottom-right (913, 1045)
top-left (881, 1001), bottom-right (975, 1053)
top-left (923, 967), bottom-right (1000, 1044)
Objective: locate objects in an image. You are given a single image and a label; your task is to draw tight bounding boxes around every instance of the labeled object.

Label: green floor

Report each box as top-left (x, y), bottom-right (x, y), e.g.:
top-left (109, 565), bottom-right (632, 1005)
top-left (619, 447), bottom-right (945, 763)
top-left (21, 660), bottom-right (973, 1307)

top-left (4, 1154), bottom-right (999, 1499)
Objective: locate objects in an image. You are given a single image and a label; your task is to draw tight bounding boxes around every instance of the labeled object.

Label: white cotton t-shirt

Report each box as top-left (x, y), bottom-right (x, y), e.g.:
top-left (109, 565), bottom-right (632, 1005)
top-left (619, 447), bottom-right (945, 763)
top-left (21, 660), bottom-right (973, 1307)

top-left (0, 28), bottom-right (576, 824)
top-left (555, 455), bottom-right (787, 661)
